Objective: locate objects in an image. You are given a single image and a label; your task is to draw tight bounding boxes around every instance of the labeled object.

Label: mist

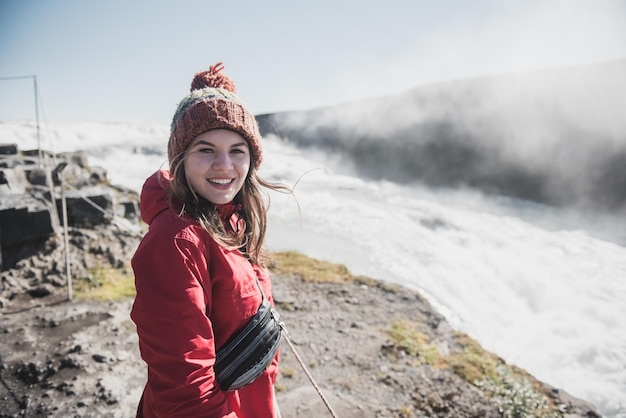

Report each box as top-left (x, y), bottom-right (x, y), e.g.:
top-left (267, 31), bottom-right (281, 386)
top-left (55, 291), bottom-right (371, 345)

top-left (258, 59), bottom-right (626, 214)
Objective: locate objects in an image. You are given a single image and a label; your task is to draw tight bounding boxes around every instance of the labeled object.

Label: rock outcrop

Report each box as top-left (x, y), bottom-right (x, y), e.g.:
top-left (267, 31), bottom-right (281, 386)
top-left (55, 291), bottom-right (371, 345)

top-left (0, 143), bottom-right (141, 309)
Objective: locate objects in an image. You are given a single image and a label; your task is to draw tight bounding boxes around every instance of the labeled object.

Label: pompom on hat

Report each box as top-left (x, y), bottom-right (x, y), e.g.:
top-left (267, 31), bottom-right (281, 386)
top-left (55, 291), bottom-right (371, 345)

top-left (168, 62), bottom-right (263, 168)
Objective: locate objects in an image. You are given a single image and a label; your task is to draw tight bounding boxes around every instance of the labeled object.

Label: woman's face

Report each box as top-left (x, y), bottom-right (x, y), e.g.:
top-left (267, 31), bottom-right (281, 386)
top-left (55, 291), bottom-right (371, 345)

top-left (184, 129), bottom-right (251, 205)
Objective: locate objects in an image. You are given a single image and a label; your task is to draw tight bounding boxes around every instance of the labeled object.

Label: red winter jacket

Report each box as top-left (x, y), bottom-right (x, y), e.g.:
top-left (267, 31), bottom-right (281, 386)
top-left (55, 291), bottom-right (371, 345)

top-left (130, 170), bottom-right (279, 417)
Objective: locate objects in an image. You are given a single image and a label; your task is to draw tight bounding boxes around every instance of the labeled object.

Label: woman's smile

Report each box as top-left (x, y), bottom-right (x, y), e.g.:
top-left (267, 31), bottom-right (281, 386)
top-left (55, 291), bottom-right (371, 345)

top-left (209, 178), bottom-right (234, 185)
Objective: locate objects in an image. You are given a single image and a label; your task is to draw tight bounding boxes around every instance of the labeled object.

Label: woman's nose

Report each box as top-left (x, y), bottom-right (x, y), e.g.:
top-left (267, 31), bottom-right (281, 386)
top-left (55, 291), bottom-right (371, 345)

top-left (212, 151), bottom-right (232, 168)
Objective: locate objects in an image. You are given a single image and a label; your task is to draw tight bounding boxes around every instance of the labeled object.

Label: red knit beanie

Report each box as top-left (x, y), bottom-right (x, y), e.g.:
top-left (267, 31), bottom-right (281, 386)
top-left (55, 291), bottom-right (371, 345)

top-left (168, 62), bottom-right (263, 168)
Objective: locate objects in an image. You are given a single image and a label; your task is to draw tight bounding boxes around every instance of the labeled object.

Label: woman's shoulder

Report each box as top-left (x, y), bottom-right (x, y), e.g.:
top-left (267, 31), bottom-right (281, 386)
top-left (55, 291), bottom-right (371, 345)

top-left (150, 206), bottom-right (195, 235)
top-left (136, 209), bottom-right (215, 256)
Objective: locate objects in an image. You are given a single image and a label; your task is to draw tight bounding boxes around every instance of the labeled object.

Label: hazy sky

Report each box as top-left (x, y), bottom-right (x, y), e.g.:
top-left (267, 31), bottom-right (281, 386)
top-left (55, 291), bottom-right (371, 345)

top-left (1, 0), bottom-right (625, 124)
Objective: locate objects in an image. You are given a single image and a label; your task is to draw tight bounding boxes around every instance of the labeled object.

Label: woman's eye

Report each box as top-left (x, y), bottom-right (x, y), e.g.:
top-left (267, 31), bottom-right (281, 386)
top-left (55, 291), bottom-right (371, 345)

top-left (231, 148), bottom-right (246, 154)
top-left (198, 147), bottom-right (214, 153)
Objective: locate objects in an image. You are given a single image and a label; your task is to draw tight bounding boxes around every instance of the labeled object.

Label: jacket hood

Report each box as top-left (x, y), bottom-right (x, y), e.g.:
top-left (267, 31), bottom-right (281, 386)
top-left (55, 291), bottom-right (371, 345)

top-left (139, 170), bottom-right (173, 225)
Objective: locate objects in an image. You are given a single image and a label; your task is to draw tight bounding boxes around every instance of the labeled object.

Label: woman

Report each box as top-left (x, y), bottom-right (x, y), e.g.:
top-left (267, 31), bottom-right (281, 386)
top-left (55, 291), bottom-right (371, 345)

top-left (131, 62), bottom-right (286, 417)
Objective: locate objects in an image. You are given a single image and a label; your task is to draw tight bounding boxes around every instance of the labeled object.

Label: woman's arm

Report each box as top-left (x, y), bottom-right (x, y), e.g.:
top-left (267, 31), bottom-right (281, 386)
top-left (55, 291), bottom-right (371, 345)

top-left (131, 237), bottom-right (237, 417)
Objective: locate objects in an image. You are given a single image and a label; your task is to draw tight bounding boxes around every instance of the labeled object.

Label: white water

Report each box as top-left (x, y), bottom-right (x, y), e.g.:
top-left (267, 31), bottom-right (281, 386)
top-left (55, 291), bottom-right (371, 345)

top-left (2, 121), bottom-right (625, 417)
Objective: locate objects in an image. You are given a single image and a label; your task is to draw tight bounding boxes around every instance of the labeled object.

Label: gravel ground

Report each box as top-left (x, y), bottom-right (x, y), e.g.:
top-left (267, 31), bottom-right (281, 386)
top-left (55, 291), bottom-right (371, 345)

top-left (0, 269), bottom-right (601, 417)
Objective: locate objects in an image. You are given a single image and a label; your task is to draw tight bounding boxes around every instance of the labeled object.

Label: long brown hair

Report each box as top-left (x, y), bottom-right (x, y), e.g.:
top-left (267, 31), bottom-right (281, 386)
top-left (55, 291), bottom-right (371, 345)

top-left (169, 149), bottom-right (290, 266)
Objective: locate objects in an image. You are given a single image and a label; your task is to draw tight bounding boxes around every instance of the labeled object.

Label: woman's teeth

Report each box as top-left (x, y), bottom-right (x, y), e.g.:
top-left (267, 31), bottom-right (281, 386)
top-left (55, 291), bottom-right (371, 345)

top-left (210, 179), bottom-right (232, 185)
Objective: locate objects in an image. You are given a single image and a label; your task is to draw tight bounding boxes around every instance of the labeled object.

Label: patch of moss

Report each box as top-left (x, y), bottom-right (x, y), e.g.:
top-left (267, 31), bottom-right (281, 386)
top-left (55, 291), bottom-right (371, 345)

top-left (396, 405), bottom-right (414, 418)
top-left (269, 251), bottom-right (401, 296)
top-left (354, 275), bottom-right (399, 293)
top-left (383, 321), bottom-right (562, 417)
top-left (279, 366), bottom-right (296, 378)
top-left (446, 332), bottom-right (500, 383)
top-left (270, 251), bottom-right (352, 283)
top-left (385, 319), bottom-right (440, 366)
top-left (352, 275), bottom-right (379, 287)
top-left (74, 264), bottom-right (135, 301)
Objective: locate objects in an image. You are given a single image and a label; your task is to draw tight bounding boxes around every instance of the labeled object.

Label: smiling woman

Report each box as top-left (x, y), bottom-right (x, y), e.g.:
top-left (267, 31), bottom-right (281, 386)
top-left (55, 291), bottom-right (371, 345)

top-left (184, 129), bottom-right (251, 205)
top-left (130, 62), bottom-right (291, 418)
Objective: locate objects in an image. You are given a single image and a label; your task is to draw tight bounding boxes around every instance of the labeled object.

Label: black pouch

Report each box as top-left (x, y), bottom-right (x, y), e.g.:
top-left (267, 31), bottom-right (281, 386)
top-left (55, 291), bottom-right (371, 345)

top-left (214, 297), bottom-right (283, 391)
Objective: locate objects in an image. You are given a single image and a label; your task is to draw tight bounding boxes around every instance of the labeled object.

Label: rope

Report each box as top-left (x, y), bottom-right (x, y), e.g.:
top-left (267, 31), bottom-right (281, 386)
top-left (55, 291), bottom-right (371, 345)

top-left (280, 325), bottom-right (339, 418)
